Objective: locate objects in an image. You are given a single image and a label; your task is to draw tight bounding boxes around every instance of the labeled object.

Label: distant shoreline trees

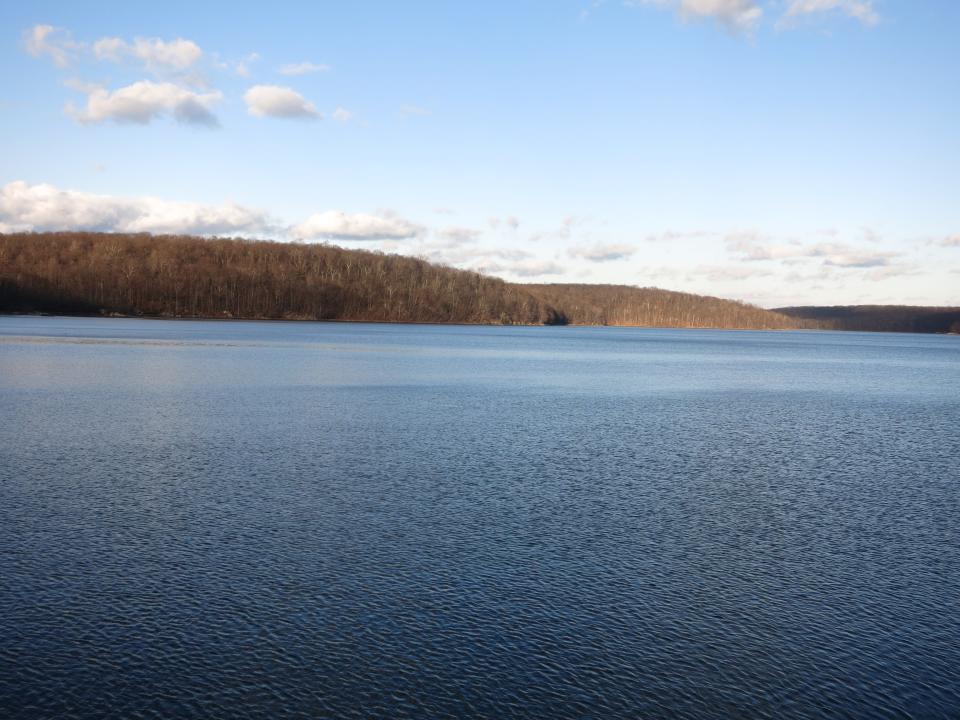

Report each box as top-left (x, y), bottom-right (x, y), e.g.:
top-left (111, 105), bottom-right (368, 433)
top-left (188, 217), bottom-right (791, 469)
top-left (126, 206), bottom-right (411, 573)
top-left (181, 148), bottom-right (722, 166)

top-left (2, 232), bottom-right (953, 332)
top-left (777, 306), bottom-right (960, 335)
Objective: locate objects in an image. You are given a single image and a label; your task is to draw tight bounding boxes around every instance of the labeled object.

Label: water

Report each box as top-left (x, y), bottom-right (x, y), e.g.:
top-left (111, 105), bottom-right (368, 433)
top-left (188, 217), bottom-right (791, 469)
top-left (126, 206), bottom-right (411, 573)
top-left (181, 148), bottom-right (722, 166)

top-left (1, 316), bottom-right (958, 719)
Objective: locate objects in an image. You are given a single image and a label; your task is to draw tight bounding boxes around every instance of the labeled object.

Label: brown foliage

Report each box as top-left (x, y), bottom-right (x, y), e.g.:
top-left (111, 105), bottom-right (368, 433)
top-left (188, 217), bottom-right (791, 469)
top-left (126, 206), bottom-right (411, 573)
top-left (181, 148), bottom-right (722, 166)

top-left (526, 284), bottom-right (810, 329)
top-left (0, 232), bottom-right (554, 325)
top-left (1, 232), bottom-right (807, 329)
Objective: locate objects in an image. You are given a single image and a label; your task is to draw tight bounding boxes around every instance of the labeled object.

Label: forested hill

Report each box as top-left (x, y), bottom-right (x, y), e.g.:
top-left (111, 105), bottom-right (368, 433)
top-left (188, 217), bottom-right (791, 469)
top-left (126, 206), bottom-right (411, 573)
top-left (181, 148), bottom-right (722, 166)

top-left (2, 231), bottom-right (805, 329)
top-left (777, 306), bottom-right (960, 334)
top-left (526, 284), bottom-right (801, 329)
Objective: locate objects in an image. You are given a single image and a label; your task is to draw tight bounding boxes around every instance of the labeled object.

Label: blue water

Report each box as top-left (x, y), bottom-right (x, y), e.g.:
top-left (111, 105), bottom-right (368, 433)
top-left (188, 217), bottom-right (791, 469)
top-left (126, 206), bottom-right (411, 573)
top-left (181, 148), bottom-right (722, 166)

top-left (1, 316), bottom-right (958, 719)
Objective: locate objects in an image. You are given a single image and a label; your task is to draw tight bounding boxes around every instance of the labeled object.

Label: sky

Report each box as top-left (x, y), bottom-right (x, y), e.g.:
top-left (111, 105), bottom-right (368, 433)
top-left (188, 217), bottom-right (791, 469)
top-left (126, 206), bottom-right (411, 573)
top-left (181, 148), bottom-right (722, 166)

top-left (1, 0), bottom-right (958, 307)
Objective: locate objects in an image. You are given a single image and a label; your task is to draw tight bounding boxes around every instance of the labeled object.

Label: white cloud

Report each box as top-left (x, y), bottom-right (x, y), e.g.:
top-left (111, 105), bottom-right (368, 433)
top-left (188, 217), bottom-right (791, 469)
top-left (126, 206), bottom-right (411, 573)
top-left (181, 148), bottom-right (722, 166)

top-left (93, 36), bottom-right (203, 70)
top-left (244, 85), bottom-right (320, 119)
top-left (332, 107), bottom-right (353, 123)
top-left (940, 235), bottom-right (960, 248)
top-left (417, 243), bottom-right (533, 267)
top-left (627, 0), bottom-right (763, 32)
top-left (440, 226), bottom-right (483, 243)
top-left (278, 61), bottom-right (331, 75)
top-left (821, 249), bottom-right (896, 268)
top-left (66, 80), bottom-right (222, 126)
top-left (485, 259), bottom-right (566, 278)
top-left (0, 181), bottom-right (272, 235)
top-left (781, 0), bottom-right (879, 26)
top-left (727, 233), bottom-right (900, 268)
top-left (569, 243), bottom-right (637, 262)
top-left (292, 211), bottom-right (423, 241)
top-left (23, 24), bottom-right (82, 67)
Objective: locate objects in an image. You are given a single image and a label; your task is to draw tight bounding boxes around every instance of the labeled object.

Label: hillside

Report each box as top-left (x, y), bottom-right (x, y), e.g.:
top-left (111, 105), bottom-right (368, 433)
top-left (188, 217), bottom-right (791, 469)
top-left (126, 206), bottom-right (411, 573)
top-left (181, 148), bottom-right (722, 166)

top-left (2, 232), bottom-right (805, 329)
top-left (0, 232), bottom-right (555, 325)
top-left (777, 306), bottom-right (960, 334)
top-left (527, 284), bottom-right (805, 329)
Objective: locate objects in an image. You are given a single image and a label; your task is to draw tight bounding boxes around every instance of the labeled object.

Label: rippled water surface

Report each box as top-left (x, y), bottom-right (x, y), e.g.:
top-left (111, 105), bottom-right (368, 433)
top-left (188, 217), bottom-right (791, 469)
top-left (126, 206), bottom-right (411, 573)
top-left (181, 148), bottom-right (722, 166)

top-left (2, 316), bottom-right (959, 719)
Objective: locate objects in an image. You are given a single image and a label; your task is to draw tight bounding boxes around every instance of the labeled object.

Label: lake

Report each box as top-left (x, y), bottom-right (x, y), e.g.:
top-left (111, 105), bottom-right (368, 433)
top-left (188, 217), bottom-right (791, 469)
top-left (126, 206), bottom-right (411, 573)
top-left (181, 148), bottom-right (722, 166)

top-left (1, 316), bottom-right (958, 719)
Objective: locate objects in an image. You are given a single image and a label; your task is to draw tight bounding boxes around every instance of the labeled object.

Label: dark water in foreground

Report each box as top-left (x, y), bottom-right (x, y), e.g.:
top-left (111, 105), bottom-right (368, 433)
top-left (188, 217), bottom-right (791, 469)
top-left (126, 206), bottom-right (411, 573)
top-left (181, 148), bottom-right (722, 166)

top-left (1, 316), bottom-right (959, 719)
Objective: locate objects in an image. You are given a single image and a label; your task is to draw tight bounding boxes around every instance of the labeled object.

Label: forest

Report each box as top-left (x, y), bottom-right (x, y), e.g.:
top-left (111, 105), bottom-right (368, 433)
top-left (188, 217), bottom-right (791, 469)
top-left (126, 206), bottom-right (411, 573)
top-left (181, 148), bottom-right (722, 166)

top-left (0, 232), bottom-right (808, 329)
top-left (778, 306), bottom-right (960, 334)
top-left (0, 232), bottom-right (555, 325)
top-left (0, 232), bottom-right (951, 332)
top-left (526, 284), bottom-right (805, 329)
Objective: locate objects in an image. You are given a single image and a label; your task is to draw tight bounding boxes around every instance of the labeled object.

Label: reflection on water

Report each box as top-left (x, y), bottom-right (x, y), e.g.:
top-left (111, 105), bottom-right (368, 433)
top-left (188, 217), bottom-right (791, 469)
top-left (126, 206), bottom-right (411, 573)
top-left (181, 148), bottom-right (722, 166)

top-left (1, 316), bottom-right (959, 719)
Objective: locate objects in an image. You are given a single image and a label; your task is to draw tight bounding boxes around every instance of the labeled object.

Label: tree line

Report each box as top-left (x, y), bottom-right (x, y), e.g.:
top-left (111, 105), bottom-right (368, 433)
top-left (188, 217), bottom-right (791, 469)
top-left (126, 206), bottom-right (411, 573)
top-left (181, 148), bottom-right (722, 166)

top-left (0, 232), bottom-right (819, 329)
top-left (777, 306), bottom-right (960, 334)
top-left (0, 232), bottom-right (556, 325)
top-left (526, 284), bottom-right (810, 329)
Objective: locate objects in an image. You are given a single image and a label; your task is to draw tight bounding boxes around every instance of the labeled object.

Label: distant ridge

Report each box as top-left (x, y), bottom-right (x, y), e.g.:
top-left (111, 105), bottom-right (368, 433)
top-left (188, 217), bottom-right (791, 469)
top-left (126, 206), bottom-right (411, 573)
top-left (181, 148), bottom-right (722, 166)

top-left (777, 306), bottom-right (960, 334)
top-left (0, 231), bottom-right (842, 331)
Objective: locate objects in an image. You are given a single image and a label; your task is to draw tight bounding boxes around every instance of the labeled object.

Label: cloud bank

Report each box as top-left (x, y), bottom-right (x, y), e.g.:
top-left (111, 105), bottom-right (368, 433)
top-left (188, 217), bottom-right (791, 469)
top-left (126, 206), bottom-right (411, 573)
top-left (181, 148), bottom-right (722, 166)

top-left (0, 181), bottom-right (272, 235)
top-left (0, 182), bottom-right (436, 245)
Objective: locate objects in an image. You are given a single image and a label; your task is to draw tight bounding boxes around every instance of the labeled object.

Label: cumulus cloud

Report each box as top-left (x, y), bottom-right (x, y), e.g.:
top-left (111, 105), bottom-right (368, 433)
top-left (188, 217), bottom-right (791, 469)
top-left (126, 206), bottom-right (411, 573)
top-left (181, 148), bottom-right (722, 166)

top-left (292, 211), bottom-right (423, 241)
top-left (23, 24), bottom-right (82, 67)
top-left (627, 0), bottom-right (763, 32)
top-left (244, 85), bottom-right (320, 119)
top-left (66, 80), bottom-right (222, 126)
top-left (0, 181), bottom-right (272, 235)
top-left (278, 61), bottom-right (331, 75)
top-left (569, 243), bottom-right (637, 262)
top-left (332, 107), bottom-right (353, 123)
top-left (781, 0), bottom-right (879, 26)
top-left (93, 36), bottom-right (203, 70)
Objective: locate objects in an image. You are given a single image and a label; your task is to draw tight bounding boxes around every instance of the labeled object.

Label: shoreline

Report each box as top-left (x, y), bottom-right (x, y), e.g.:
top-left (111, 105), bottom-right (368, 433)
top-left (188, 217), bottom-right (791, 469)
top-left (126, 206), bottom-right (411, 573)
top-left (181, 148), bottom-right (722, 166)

top-left (4, 310), bottom-right (956, 334)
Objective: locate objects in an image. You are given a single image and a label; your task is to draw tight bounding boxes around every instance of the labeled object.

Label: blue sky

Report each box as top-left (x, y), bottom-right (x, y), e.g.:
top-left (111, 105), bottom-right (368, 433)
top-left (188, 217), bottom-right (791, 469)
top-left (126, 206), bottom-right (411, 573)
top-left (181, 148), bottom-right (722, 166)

top-left (1, 0), bottom-right (957, 306)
